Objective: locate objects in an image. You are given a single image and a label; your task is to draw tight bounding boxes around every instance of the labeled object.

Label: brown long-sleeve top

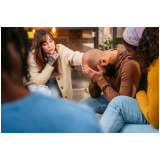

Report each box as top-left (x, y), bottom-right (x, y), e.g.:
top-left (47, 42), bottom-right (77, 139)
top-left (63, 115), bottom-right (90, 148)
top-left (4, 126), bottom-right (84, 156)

top-left (89, 49), bottom-right (141, 101)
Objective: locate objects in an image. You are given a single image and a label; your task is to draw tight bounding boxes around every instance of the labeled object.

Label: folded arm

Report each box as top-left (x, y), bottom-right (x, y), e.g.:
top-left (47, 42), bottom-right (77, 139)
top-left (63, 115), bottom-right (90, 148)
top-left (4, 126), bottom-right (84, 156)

top-left (97, 60), bottom-right (141, 101)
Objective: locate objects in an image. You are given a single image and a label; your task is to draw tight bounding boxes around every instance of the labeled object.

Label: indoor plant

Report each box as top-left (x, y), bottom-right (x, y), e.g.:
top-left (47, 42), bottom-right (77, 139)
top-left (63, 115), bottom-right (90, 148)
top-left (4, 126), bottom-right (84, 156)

top-left (97, 37), bottom-right (117, 51)
top-left (27, 27), bottom-right (34, 38)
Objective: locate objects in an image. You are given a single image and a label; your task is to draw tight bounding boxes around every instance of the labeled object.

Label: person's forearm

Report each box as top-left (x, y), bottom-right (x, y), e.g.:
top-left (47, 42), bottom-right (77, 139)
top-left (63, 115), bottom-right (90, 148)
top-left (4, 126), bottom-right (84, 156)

top-left (97, 77), bottom-right (120, 101)
top-left (97, 76), bottom-right (137, 101)
top-left (89, 80), bottom-right (101, 98)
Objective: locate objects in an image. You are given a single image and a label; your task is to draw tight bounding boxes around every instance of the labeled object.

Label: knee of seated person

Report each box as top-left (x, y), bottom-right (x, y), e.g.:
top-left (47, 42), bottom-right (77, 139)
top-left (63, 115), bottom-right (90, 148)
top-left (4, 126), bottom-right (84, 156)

top-left (108, 96), bottom-right (126, 111)
top-left (36, 85), bottom-right (52, 96)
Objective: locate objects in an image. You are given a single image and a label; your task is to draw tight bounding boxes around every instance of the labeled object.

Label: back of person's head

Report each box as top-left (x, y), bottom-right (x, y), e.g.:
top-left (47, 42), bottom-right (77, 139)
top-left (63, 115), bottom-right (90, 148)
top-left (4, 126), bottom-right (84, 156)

top-left (137, 27), bottom-right (159, 71)
top-left (1, 27), bottom-right (29, 84)
top-left (82, 49), bottom-right (103, 70)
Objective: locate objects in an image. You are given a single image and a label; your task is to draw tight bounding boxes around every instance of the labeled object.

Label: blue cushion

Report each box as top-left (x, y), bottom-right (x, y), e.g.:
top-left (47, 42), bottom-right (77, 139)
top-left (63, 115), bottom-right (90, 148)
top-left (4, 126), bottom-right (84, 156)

top-left (119, 124), bottom-right (159, 133)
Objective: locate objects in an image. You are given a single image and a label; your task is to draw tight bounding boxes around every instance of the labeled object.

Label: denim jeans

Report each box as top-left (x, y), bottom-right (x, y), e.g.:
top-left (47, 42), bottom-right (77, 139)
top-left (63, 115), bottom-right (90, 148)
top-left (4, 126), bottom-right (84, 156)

top-left (79, 95), bottom-right (110, 114)
top-left (28, 84), bottom-right (52, 96)
top-left (28, 81), bottom-right (62, 98)
top-left (100, 96), bottom-right (150, 133)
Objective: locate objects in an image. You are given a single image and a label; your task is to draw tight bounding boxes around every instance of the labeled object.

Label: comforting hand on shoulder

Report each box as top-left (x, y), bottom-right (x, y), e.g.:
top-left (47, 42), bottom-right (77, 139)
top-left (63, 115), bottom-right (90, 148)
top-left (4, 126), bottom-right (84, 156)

top-left (47, 51), bottom-right (58, 66)
top-left (81, 65), bottom-right (104, 82)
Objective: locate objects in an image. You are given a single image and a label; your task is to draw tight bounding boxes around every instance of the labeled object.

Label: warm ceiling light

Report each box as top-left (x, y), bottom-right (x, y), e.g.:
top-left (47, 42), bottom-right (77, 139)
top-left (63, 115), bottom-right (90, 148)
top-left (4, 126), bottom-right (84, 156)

top-left (52, 27), bottom-right (56, 33)
top-left (33, 29), bottom-right (35, 33)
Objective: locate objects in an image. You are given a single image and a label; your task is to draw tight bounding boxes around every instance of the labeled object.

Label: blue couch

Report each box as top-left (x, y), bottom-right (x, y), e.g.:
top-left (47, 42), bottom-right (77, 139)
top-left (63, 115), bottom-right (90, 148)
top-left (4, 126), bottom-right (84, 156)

top-left (119, 124), bottom-right (159, 133)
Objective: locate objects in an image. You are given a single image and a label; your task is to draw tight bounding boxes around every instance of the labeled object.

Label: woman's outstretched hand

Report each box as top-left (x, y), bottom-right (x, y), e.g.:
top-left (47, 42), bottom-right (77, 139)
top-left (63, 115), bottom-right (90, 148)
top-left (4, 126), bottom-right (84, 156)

top-left (47, 51), bottom-right (58, 66)
top-left (81, 64), bottom-right (104, 82)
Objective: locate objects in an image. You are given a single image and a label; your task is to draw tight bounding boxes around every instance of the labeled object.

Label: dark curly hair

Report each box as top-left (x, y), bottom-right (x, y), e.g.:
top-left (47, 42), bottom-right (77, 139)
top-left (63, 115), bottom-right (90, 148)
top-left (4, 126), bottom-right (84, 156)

top-left (137, 27), bottom-right (159, 74)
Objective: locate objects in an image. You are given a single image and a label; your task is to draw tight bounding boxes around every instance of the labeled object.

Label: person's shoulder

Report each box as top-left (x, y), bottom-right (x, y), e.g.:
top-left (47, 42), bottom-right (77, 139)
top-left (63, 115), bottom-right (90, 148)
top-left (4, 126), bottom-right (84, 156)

top-left (148, 58), bottom-right (159, 71)
top-left (32, 93), bottom-right (92, 114)
top-left (36, 93), bottom-right (96, 117)
top-left (123, 56), bottom-right (139, 67)
top-left (56, 44), bottom-right (69, 56)
top-left (148, 58), bottom-right (159, 77)
top-left (33, 94), bottom-right (101, 132)
top-left (115, 48), bottom-right (126, 53)
top-left (28, 49), bottom-right (35, 56)
top-left (28, 50), bottom-right (34, 59)
top-left (120, 57), bottom-right (140, 74)
top-left (56, 44), bottom-right (67, 51)
top-left (28, 50), bottom-right (36, 64)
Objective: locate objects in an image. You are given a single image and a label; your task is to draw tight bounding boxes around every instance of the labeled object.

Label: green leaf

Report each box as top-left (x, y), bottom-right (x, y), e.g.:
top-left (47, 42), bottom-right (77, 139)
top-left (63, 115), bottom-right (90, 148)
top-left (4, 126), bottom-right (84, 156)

top-left (105, 46), bottom-right (108, 50)
top-left (27, 27), bottom-right (33, 32)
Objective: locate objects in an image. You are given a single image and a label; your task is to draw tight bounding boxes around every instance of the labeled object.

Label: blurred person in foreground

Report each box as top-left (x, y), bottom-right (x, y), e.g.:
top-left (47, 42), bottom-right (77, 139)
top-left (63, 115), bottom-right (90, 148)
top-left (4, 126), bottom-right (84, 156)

top-left (26, 29), bottom-right (83, 100)
top-left (100, 27), bottom-right (159, 132)
top-left (1, 27), bottom-right (102, 133)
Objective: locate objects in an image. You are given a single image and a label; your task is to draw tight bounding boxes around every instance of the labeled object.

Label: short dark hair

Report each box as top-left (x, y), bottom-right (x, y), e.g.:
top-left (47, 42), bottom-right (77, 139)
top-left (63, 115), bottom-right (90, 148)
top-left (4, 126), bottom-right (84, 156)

top-left (1, 27), bottom-right (29, 82)
top-left (101, 63), bottom-right (116, 77)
